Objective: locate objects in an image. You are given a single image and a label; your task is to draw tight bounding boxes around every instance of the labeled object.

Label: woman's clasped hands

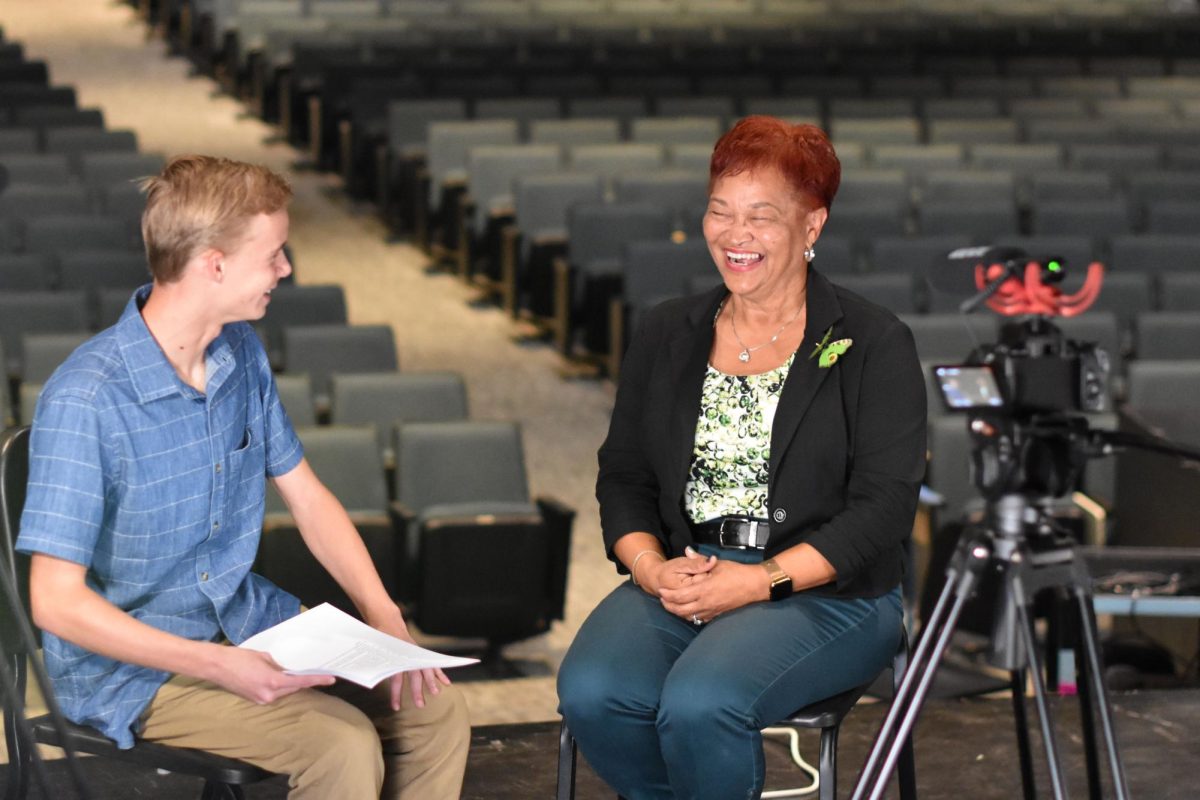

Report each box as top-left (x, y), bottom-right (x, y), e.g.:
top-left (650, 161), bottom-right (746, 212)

top-left (646, 547), bottom-right (769, 625)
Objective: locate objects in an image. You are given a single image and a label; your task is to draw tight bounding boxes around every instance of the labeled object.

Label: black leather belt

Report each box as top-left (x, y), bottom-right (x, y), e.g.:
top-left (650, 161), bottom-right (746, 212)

top-left (690, 516), bottom-right (770, 550)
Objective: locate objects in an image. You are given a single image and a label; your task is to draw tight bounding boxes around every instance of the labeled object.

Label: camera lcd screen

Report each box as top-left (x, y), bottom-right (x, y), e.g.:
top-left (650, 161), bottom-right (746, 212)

top-left (934, 365), bottom-right (1005, 411)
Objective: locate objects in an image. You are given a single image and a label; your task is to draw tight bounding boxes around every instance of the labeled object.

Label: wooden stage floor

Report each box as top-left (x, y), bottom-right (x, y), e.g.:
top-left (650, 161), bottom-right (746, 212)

top-left (3, 689), bottom-right (1196, 798)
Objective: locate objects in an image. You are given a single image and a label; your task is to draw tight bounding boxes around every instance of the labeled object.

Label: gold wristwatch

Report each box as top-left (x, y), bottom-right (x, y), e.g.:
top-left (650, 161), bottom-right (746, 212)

top-left (762, 558), bottom-right (793, 601)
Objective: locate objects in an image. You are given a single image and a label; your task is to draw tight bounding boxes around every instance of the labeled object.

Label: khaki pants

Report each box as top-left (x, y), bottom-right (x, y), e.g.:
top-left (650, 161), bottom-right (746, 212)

top-left (138, 673), bottom-right (470, 799)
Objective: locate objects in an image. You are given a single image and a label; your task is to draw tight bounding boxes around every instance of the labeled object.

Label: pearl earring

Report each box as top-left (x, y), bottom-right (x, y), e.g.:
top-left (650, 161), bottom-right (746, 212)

top-left (804, 246), bottom-right (816, 262)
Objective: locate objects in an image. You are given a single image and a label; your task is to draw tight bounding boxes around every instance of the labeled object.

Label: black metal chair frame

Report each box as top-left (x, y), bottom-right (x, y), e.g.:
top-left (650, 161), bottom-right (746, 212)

top-left (0, 425), bottom-right (276, 799)
top-left (555, 628), bottom-right (916, 800)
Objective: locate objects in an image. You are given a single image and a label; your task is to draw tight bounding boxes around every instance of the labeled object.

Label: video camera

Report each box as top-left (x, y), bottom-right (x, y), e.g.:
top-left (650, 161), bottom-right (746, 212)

top-left (928, 246), bottom-right (1110, 500)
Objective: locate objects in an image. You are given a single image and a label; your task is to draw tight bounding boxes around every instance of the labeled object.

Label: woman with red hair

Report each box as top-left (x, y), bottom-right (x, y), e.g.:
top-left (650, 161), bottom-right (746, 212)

top-left (557, 116), bottom-right (927, 799)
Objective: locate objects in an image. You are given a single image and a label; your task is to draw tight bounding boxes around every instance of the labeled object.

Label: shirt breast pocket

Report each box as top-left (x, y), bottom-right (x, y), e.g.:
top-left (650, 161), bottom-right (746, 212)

top-left (225, 427), bottom-right (267, 515)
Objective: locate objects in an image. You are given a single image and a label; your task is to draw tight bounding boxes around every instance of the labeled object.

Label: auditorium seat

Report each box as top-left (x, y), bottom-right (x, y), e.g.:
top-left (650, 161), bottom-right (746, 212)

top-left (0, 253), bottom-right (53, 291)
top-left (1158, 273), bottom-right (1200, 311)
top-left (630, 116), bottom-right (723, 147)
top-left (501, 171), bottom-right (604, 317)
top-left (330, 371), bottom-right (469, 468)
top-left (459, 143), bottom-right (562, 277)
top-left (1134, 312), bottom-right (1200, 361)
top-left (554, 200), bottom-right (673, 356)
top-left (43, 127), bottom-right (139, 172)
top-left (900, 313), bottom-right (996, 363)
top-left (24, 215), bottom-right (133, 254)
top-left (281, 323), bottom-right (398, 415)
top-left (836, 273), bottom-right (919, 315)
top-left (529, 118), bottom-right (620, 148)
top-left (391, 420), bottom-right (573, 660)
top-left (260, 424), bottom-right (401, 613)
top-left (0, 290), bottom-right (88, 379)
top-left (0, 154), bottom-right (72, 185)
top-left (1110, 234), bottom-right (1200, 273)
top-left (274, 372), bottom-right (316, 428)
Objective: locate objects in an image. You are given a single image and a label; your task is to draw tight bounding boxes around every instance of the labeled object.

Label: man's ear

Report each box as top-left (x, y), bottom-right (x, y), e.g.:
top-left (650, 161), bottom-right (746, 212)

top-left (197, 247), bottom-right (226, 282)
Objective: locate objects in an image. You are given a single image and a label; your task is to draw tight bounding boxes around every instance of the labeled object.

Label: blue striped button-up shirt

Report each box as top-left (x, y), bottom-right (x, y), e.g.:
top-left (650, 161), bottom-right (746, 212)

top-left (16, 285), bottom-right (304, 748)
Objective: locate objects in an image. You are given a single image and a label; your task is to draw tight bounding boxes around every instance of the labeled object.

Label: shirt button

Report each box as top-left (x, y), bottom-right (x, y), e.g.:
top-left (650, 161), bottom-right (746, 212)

top-left (215, 463), bottom-right (222, 473)
top-left (212, 521), bottom-right (219, 530)
top-left (200, 572), bottom-right (209, 581)
top-left (773, 508), bottom-right (787, 523)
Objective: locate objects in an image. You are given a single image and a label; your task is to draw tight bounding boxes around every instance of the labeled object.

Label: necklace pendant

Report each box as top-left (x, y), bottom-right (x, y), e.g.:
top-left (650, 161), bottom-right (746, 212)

top-left (738, 349), bottom-right (751, 363)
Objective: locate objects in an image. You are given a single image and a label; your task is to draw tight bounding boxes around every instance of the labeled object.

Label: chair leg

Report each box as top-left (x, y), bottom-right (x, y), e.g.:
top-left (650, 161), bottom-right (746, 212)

top-left (818, 725), bottom-right (838, 800)
top-left (556, 718), bottom-right (577, 800)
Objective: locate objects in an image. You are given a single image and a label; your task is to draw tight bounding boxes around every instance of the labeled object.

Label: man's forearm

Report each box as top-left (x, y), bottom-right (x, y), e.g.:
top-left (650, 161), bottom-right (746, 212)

top-left (284, 476), bottom-right (398, 622)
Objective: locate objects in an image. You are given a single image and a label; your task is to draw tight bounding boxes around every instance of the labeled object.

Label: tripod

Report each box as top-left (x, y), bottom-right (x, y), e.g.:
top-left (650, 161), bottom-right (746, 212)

top-left (851, 493), bottom-right (1129, 800)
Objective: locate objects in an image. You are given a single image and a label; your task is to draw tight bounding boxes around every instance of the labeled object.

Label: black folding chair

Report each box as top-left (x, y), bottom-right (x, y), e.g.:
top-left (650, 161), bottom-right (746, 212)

top-left (0, 426), bottom-right (277, 799)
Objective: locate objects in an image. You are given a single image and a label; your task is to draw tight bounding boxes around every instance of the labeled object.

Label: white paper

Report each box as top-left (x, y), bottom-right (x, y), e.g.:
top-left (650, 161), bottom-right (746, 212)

top-left (239, 603), bottom-right (478, 688)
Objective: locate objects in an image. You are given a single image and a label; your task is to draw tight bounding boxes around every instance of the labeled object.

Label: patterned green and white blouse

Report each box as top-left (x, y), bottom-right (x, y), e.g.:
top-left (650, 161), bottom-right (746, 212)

top-left (684, 352), bottom-right (795, 523)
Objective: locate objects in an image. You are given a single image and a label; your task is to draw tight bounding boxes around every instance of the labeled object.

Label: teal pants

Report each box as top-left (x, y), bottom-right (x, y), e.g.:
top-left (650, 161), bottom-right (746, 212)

top-left (557, 553), bottom-right (902, 800)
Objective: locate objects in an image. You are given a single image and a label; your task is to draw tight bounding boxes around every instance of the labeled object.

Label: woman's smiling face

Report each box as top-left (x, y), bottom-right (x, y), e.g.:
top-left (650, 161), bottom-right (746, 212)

top-left (702, 167), bottom-right (827, 304)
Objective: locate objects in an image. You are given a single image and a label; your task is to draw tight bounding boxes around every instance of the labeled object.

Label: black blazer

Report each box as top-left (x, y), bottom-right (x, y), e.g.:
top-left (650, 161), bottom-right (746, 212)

top-left (596, 268), bottom-right (927, 598)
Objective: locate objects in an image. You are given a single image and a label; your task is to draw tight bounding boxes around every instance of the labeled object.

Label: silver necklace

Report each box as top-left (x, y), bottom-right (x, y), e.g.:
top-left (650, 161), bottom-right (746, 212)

top-left (724, 297), bottom-right (805, 363)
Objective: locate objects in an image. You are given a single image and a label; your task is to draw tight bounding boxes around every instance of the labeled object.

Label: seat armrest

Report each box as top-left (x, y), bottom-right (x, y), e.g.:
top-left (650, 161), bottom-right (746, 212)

top-left (537, 496), bottom-right (575, 621)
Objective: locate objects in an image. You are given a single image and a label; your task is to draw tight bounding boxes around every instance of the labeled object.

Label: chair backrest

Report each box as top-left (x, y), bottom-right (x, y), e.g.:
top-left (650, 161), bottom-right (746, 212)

top-left (43, 128), bottom-right (138, 172)
top-left (281, 324), bottom-right (398, 405)
top-left (529, 118), bottom-right (620, 147)
top-left (566, 202), bottom-right (674, 273)
top-left (512, 172), bottom-right (605, 258)
top-left (386, 98), bottom-right (467, 157)
top-left (56, 249), bottom-right (150, 294)
top-left (829, 169), bottom-right (909, 206)
top-left (0, 154), bottom-right (72, 186)
top-left (835, 274), bottom-right (918, 315)
top-left (291, 425), bottom-right (388, 513)
top-left (0, 426), bottom-right (32, 658)
top-left (0, 291), bottom-right (89, 379)
top-left (622, 239), bottom-right (713, 310)
top-left (77, 152), bottom-right (166, 189)
top-left (0, 184), bottom-right (92, 221)
top-left (919, 169), bottom-right (1015, 204)
top-left (24, 215), bottom-right (132, 255)
top-left (1135, 312), bottom-right (1200, 360)
top-left (21, 332), bottom-right (88, 385)
top-left (426, 119), bottom-right (519, 205)
top-left (900, 313), bottom-right (997, 363)
top-left (474, 96), bottom-right (561, 138)
top-left (332, 371), bottom-right (468, 460)
top-left (630, 117), bottom-right (722, 147)
top-left (274, 373), bottom-right (316, 428)
top-left (394, 421), bottom-right (529, 514)
top-left (567, 143), bottom-right (665, 183)
top-left (466, 144), bottom-right (562, 235)
top-left (872, 144), bottom-right (965, 174)
top-left (1158, 272), bottom-right (1200, 311)
top-left (666, 143), bottom-right (713, 172)
top-left (613, 170), bottom-right (708, 230)
top-left (1126, 361), bottom-right (1200, 416)
top-left (0, 253), bottom-right (54, 291)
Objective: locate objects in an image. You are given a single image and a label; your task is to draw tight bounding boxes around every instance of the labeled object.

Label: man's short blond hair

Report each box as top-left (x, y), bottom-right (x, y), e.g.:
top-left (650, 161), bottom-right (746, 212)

top-left (140, 155), bottom-right (292, 283)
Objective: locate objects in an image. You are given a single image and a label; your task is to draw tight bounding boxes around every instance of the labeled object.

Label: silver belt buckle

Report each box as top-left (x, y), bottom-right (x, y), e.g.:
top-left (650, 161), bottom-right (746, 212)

top-left (718, 519), bottom-right (748, 549)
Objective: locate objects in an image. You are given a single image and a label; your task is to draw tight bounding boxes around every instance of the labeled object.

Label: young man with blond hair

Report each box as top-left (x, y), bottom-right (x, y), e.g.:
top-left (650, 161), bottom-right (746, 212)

top-left (16, 155), bottom-right (470, 799)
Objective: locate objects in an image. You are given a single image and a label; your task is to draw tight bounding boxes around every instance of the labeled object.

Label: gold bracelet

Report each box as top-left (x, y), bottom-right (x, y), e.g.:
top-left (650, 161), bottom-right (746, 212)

top-left (630, 548), bottom-right (666, 587)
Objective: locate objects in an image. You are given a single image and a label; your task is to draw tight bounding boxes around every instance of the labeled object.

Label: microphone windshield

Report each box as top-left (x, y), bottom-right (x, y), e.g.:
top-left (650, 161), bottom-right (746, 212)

top-left (926, 245), bottom-right (1028, 295)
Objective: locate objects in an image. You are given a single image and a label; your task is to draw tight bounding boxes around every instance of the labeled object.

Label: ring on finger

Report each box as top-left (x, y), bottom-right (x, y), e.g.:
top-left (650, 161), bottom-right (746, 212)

top-left (691, 613), bottom-right (703, 626)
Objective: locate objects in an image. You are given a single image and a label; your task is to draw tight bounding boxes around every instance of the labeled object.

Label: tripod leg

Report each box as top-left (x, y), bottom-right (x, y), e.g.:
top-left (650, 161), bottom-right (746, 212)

top-left (852, 535), bottom-right (993, 800)
top-left (1009, 668), bottom-right (1037, 800)
top-left (1013, 580), bottom-right (1069, 800)
top-left (1072, 612), bottom-right (1102, 800)
top-left (1072, 585), bottom-right (1130, 800)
